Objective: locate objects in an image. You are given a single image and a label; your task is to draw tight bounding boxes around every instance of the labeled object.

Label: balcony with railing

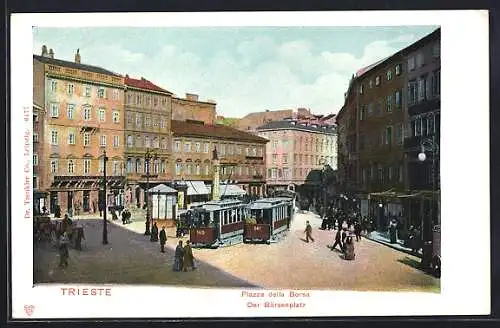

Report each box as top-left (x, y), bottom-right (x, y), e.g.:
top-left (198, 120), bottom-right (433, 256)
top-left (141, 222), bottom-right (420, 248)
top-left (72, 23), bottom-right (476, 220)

top-left (408, 98), bottom-right (440, 117)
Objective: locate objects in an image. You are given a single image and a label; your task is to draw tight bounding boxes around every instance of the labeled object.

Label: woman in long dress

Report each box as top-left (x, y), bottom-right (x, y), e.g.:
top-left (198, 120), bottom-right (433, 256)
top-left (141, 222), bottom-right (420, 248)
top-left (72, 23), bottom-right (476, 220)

top-left (173, 240), bottom-right (184, 271)
top-left (344, 236), bottom-right (355, 260)
top-left (183, 240), bottom-right (195, 271)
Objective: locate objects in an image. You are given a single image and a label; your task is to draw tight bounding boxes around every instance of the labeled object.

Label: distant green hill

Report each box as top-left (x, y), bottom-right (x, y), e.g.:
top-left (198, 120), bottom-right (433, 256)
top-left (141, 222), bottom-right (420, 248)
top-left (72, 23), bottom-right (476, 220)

top-left (216, 117), bottom-right (239, 126)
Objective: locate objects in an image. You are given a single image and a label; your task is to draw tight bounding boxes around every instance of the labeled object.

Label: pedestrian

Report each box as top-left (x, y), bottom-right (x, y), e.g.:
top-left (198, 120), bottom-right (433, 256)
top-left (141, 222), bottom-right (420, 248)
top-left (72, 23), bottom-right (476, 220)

top-left (159, 226), bottom-right (167, 253)
top-left (354, 221), bottom-right (362, 242)
top-left (331, 228), bottom-right (343, 251)
top-left (343, 236), bottom-right (355, 260)
top-left (173, 240), bottom-right (184, 272)
top-left (74, 220), bottom-right (85, 251)
top-left (304, 220), bottom-right (314, 243)
top-left (55, 204), bottom-right (61, 218)
top-left (341, 227), bottom-right (348, 247)
top-left (150, 222), bottom-right (159, 242)
top-left (58, 230), bottom-right (70, 268)
top-left (182, 240), bottom-right (196, 271)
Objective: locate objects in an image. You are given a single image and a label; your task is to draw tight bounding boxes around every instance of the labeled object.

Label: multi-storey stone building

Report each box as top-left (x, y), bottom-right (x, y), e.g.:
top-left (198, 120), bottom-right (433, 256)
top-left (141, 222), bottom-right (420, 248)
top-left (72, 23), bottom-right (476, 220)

top-left (123, 75), bottom-right (173, 208)
top-left (33, 47), bottom-right (125, 215)
top-left (403, 28), bottom-right (441, 233)
top-left (256, 120), bottom-right (337, 194)
top-left (338, 49), bottom-right (407, 223)
top-left (171, 93), bottom-right (217, 125)
top-left (171, 119), bottom-right (268, 205)
top-left (337, 28), bottom-right (440, 231)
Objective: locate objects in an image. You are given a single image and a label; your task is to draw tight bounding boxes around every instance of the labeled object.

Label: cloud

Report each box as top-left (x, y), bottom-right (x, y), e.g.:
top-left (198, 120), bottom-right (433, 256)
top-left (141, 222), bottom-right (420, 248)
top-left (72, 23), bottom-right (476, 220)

top-left (33, 31), bottom-right (423, 118)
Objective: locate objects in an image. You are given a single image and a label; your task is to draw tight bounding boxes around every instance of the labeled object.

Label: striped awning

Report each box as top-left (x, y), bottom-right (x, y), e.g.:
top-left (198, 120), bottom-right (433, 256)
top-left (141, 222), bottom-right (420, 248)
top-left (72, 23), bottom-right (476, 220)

top-left (219, 184), bottom-right (246, 197)
top-left (186, 181), bottom-right (210, 196)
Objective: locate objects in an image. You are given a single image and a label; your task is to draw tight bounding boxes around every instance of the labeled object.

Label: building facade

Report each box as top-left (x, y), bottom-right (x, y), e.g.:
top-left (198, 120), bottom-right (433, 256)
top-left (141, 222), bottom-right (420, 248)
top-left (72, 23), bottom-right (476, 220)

top-left (34, 47), bottom-right (125, 215)
top-left (171, 93), bottom-right (217, 125)
top-left (336, 28), bottom-right (440, 232)
top-left (171, 120), bottom-right (268, 203)
top-left (256, 120), bottom-right (337, 193)
top-left (403, 29), bottom-right (441, 232)
top-left (123, 75), bottom-right (174, 208)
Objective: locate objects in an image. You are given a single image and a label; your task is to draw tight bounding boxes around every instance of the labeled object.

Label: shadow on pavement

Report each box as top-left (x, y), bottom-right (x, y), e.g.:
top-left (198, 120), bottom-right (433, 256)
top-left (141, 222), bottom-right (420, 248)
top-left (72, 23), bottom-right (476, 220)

top-left (34, 219), bottom-right (258, 288)
top-left (397, 256), bottom-right (435, 277)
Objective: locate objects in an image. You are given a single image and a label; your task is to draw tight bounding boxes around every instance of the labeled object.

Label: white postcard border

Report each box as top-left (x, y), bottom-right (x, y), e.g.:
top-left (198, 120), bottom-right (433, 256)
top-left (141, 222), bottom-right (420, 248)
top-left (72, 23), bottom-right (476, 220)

top-left (10, 10), bottom-right (490, 318)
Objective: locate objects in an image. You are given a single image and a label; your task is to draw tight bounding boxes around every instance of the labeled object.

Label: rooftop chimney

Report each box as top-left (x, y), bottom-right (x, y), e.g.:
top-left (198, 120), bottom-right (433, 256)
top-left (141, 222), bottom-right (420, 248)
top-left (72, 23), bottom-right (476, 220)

top-left (74, 49), bottom-right (81, 63)
top-left (41, 45), bottom-right (48, 57)
top-left (48, 48), bottom-right (54, 59)
top-left (186, 93), bottom-right (199, 101)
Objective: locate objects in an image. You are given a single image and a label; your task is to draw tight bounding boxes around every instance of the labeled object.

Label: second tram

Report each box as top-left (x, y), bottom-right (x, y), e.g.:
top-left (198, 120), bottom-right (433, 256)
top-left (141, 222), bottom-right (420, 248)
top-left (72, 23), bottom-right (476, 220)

top-left (244, 198), bottom-right (293, 244)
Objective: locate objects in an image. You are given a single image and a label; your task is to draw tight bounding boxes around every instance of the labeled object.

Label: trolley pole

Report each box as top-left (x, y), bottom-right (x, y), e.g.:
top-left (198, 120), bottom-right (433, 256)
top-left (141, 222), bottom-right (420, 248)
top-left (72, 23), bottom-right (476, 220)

top-left (102, 150), bottom-right (109, 245)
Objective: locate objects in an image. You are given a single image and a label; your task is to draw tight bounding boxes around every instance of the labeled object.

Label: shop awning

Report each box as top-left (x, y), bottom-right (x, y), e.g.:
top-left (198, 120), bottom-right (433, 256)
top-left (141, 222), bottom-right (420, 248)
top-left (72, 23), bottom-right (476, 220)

top-left (220, 184), bottom-right (246, 197)
top-left (186, 181), bottom-right (210, 196)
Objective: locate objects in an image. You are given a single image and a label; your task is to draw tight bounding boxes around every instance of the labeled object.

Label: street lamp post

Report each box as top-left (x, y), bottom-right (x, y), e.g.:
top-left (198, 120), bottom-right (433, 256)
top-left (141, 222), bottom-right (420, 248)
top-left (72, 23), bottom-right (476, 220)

top-left (144, 148), bottom-right (157, 236)
top-left (319, 158), bottom-right (327, 218)
top-left (418, 135), bottom-right (439, 268)
top-left (102, 150), bottom-right (109, 245)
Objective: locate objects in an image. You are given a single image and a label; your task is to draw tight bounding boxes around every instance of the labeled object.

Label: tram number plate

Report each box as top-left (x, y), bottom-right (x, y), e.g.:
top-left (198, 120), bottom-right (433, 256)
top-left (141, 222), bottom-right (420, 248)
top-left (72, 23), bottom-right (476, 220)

top-left (196, 230), bottom-right (206, 236)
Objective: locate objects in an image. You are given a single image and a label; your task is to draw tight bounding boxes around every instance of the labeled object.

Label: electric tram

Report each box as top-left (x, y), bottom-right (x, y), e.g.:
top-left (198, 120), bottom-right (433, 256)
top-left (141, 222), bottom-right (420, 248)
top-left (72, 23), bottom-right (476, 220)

top-left (244, 198), bottom-right (293, 244)
top-left (188, 199), bottom-right (248, 248)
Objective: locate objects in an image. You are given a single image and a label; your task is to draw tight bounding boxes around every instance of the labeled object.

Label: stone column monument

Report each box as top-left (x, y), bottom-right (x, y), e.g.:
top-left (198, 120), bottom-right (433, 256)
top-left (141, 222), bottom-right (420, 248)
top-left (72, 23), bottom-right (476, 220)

top-left (211, 147), bottom-right (220, 201)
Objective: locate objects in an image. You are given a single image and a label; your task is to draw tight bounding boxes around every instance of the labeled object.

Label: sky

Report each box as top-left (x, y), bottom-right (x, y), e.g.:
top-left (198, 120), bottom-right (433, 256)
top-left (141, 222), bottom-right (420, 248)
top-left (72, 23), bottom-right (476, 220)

top-left (33, 26), bottom-right (438, 118)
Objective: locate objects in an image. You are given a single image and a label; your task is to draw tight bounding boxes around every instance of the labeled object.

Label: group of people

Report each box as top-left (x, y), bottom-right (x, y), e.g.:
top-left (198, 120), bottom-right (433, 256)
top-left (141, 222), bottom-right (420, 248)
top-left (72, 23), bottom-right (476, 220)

top-left (149, 222), bottom-right (196, 272)
top-left (304, 217), bottom-right (362, 261)
top-left (55, 214), bottom-right (85, 268)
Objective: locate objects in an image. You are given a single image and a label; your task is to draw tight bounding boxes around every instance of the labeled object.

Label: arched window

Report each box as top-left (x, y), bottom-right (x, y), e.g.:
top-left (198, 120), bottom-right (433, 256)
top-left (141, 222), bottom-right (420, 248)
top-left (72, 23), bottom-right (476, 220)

top-left (67, 160), bottom-right (74, 173)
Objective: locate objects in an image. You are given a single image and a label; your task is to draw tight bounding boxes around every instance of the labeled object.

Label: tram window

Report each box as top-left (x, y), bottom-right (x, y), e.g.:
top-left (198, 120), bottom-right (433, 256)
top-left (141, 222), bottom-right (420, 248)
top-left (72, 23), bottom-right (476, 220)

top-left (214, 211), bottom-right (220, 225)
top-left (263, 209), bottom-right (272, 224)
top-left (223, 211), bottom-right (228, 225)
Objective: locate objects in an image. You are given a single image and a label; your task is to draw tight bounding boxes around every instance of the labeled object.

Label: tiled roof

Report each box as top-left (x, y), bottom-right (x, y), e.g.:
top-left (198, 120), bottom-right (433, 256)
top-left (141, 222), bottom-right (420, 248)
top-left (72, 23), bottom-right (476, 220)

top-left (171, 120), bottom-right (269, 144)
top-left (256, 120), bottom-right (336, 134)
top-left (355, 57), bottom-right (388, 77)
top-left (124, 75), bottom-right (172, 94)
top-left (33, 55), bottom-right (121, 77)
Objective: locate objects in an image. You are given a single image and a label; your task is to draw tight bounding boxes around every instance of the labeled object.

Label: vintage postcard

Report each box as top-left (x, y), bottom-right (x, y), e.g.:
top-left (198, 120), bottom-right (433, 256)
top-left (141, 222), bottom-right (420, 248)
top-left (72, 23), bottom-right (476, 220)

top-left (10, 10), bottom-right (490, 319)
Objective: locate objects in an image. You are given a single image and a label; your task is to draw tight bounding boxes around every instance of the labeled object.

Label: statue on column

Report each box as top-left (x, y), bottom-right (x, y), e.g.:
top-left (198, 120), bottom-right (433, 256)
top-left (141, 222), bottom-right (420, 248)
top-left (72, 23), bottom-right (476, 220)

top-left (212, 147), bottom-right (220, 201)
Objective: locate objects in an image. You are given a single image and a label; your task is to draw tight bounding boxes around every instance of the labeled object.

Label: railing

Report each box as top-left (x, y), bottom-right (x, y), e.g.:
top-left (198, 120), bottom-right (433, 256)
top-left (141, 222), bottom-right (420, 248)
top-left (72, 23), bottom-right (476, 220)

top-left (408, 98), bottom-right (440, 117)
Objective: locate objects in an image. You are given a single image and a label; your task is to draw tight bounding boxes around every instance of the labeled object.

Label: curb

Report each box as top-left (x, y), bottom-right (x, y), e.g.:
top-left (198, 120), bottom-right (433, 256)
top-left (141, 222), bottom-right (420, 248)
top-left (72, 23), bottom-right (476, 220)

top-left (363, 234), bottom-right (422, 259)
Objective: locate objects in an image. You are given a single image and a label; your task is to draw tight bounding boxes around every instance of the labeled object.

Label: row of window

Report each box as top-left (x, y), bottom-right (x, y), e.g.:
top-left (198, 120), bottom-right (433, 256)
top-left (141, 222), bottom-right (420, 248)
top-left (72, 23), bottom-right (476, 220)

top-left (359, 89), bottom-right (403, 120)
top-left (409, 113), bottom-right (439, 138)
top-left (126, 93), bottom-right (169, 109)
top-left (126, 158), bottom-right (168, 175)
top-left (361, 164), bottom-right (404, 184)
top-left (50, 130), bottom-right (121, 147)
top-left (359, 64), bottom-right (403, 94)
top-left (174, 163), bottom-right (262, 176)
top-left (126, 135), bottom-right (168, 149)
top-left (269, 138), bottom-right (336, 153)
top-left (50, 103), bottom-right (120, 123)
top-left (357, 113), bottom-right (438, 151)
top-left (173, 140), bottom-right (264, 157)
top-left (50, 80), bottom-right (120, 100)
top-left (126, 112), bottom-right (167, 130)
top-left (358, 42), bottom-right (440, 95)
top-left (408, 43), bottom-right (440, 72)
top-left (407, 70), bottom-right (441, 106)
top-left (270, 154), bottom-right (335, 165)
top-left (267, 167), bottom-right (320, 179)
top-left (46, 158), bottom-right (123, 175)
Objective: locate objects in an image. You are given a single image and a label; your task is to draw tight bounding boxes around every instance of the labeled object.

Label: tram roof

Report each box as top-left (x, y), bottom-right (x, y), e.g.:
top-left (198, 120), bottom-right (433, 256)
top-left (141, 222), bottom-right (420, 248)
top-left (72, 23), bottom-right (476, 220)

top-left (248, 197), bottom-right (291, 209)
top-left (199, 198), bottom-right (244, 211)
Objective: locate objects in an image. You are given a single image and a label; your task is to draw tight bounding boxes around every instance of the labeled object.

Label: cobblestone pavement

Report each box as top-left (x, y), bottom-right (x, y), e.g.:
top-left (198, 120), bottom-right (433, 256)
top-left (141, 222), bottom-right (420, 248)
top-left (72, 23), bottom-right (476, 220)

top-left (34, 212), bottom-right (440, 292)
